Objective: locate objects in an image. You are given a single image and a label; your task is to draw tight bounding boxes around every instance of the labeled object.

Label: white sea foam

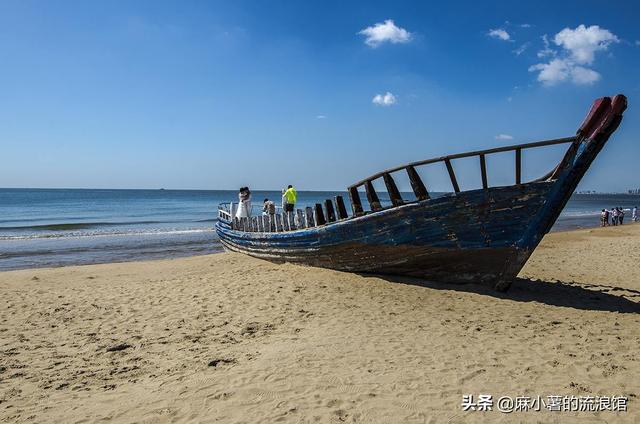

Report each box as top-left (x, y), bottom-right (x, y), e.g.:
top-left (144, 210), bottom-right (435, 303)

top-left (0, 228), bottom-right (216, 241)
top-left (560, 207), bottom-right (631, 218)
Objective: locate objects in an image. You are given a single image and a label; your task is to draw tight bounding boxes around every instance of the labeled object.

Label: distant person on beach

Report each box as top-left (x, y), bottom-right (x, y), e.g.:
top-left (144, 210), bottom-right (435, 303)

top-left (262, 198), bottom-right (276, 215)
top-left (283, 185), bottom-right (297, 213)
top-left (618, 207), bottom-right (625, 225)
top-left (611, 207), bottom-right (618, 226)
top-left (235, 187), bottom-right (252, 219)
top-left (600, 209), bottom-right (607, 227)
top-left (604, 208), bottom-right (610, 226)
top-left (633, 206), bottom-right (638, 222)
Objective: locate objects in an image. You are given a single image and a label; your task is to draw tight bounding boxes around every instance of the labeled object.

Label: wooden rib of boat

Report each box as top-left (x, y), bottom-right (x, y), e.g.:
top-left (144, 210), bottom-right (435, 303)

top-left (215, 95), bottom-right (627, 291)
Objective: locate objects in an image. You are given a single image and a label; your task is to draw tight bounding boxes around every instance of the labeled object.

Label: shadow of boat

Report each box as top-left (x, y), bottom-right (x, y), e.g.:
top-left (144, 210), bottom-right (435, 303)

top-left (366, 274), bottom-right (640, 314)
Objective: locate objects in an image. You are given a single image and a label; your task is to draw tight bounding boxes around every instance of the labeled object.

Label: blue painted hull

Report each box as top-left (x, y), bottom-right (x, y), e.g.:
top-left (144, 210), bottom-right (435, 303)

top-left (217, 183), bottom-right (552, 289)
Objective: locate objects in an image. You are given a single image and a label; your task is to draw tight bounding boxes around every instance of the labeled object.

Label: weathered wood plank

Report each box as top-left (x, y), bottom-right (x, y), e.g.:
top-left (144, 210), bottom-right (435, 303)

top-left (305, 207), bottom-right (316, 227)
top-left (233, 217), bottom-right (240, 230)
top-left (296, 209), bottom-right (306, 229)
top-left (515, 148), bottom-right (522, 185)
top-left (266, 215), bottom-right (274, 232)
top-left (287, 212), bottom-right (296, 230)
top-left (257, 215), bottom-right (264, 232)
top-left (335, 195), bottom-right (348, 219)
top-left (480, 154), bottom-right (488, 189)
top-left (348, 136), bottom-right (576, 189)
top-left (314, 203), bottom-right (326, 225)
top-left (383, 173), bottom-right (404, 206)
top-left (325, 199), bottom-right (336, 222)
top-left (348, 187), bottom-right (364, 217)
top-left (274, 214), bottom-right (283, 232)
top-left (282, 213), bottom-right (290, 231)
top-left (444, 158), bottom-right (460, 194)
top-left (406, 165), bottom-right (429, 201)
top-left (364, 180), bottom-right (382, 211)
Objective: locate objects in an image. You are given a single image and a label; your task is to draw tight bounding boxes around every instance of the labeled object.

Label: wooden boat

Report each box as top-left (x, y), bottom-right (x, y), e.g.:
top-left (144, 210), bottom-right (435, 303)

top-left (216, 95), bottom-right (627, 291)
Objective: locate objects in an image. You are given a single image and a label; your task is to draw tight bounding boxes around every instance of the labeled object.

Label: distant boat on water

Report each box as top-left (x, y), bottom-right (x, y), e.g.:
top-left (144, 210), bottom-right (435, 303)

top-left (216, 95), bottom-right (627, 291)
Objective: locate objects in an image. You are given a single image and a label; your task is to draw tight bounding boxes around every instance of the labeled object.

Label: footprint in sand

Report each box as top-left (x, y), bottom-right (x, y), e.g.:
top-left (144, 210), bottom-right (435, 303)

top-left (241, 388), bottom-right (282, 404)
top-left (394, 400), bottom-right (422, 412)
top-left (457, 368), bottom-right (486, 384)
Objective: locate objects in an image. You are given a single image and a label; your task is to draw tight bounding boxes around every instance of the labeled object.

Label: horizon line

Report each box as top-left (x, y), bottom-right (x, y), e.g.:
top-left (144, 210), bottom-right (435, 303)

top-left (1, 187), bottom-right (637, 195)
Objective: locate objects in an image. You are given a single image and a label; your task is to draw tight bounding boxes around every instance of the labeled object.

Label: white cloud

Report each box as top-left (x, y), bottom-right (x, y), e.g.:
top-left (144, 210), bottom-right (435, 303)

top-left (570, 66), bottom-right (601, 84)
top-left (372, 92), bottom-right (397, 106)
top-left (529, 25), bottom-right (617, 86)
top-left (520, 23), bottom-right (532, 28)
top-left (495, 134), bottom-right (514, 140)
top-left (488, 28), bottom-right (511, 41)
top-left (529, 58), bottom-right (602, 86)
top-left (358, 20), bottom-right (411, 47)
top-left (316, 115), bottom-right (327, 119)
top-left (513, 42), bottom-right (530, 56)
top-left (553, 24), bottom-right (618, 65)
top-left (537, 34), bottom-right (556, 58)
top-left (636, 40), bottom-right (640, 46)
top-left (529, 59), bottom-right (570, 85)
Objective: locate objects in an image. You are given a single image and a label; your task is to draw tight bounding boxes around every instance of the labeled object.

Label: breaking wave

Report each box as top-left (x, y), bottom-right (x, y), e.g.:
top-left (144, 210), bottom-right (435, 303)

top-left (0, 226), bottom-right (217, 241)
top-left (0, 218), bottom-right (218, 232)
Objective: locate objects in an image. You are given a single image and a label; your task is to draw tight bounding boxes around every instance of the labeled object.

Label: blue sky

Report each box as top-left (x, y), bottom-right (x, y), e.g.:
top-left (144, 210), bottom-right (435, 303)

top-left (1, 0), bottom-right (639, 191)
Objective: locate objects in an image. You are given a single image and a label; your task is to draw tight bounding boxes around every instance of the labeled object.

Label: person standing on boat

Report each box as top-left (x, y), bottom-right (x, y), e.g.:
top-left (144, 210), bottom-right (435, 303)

top-left (235, 187), bottom-right (252, 219)
top-left (283, 185), bottom-right (297, 214)
top-left (262, 197), bottom-right (276, 231)
top-left (262, 198), bottom-right (276, 215)
top-left (281, 188), bottom-right (288, 212)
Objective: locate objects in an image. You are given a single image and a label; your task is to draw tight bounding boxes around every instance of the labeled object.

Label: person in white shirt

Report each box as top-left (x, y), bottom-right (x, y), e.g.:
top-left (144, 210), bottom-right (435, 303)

top-left (235, 187), bottom-right (252, 219)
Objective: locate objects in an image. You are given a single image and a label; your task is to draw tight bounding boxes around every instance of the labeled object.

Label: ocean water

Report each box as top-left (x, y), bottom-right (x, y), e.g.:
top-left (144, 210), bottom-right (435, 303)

top-left (1, 188), bottom-right (638, 271)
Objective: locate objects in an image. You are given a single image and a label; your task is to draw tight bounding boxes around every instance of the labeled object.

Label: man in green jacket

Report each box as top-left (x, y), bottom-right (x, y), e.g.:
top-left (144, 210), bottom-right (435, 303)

top-left (283, 185), bottom-right (297, 213)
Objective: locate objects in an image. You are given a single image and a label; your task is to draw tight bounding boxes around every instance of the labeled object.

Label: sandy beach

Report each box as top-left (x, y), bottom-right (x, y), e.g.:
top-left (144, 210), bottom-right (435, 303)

top-left (1, 224), bottom-right (639, 423)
